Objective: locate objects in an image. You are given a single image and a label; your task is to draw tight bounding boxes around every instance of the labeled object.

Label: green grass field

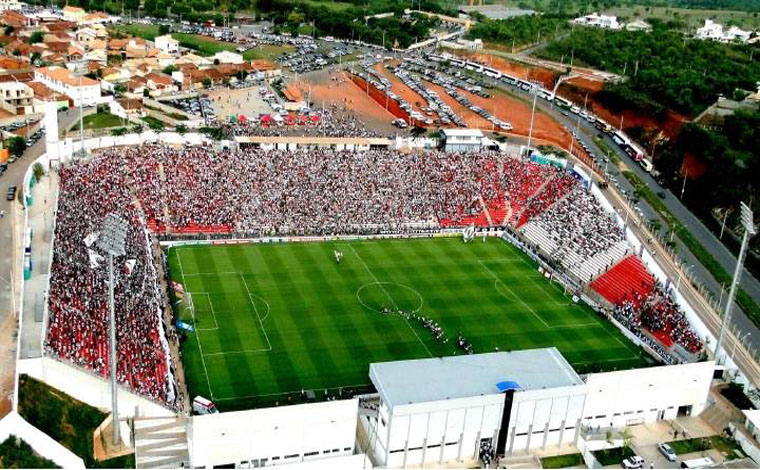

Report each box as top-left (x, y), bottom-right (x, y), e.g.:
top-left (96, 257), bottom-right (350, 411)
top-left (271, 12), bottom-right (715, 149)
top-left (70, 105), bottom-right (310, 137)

top-left (168, 237), bottom-right (653, 411)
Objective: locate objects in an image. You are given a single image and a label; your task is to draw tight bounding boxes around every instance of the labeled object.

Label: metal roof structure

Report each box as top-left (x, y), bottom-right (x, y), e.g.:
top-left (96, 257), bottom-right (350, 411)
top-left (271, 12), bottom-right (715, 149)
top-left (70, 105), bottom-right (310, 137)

top-left (370, 348), bottom-right (583, 408)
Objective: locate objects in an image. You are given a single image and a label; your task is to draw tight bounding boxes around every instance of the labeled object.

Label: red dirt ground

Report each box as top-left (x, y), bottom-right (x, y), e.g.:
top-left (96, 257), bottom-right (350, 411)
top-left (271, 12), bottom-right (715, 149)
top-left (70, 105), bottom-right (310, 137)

top-left (305, 69), bottom-right (397, 132)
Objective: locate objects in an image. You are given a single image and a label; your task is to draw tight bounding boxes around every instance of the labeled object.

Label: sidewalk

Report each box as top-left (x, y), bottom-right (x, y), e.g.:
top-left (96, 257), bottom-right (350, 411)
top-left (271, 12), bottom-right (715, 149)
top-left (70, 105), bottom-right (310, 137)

top-left (19, 171), bottom-right (58, 359)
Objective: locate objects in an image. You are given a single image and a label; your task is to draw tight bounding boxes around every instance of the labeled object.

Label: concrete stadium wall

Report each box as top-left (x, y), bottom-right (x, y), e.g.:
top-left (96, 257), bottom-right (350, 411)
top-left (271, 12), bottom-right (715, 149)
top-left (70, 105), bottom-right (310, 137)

top-left (16, 357), bottom-right (174, 419)
top-left (582, 360), bottom-right (714, 429)
top-left (187, 398), bottom-right (359, 468)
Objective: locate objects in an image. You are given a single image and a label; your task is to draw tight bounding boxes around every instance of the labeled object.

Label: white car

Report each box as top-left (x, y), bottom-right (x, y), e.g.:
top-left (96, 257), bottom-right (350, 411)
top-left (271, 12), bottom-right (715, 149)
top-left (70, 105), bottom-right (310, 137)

top-left (622, 455), bottom-right (645, 469)
top-left (658, 443), bottom-right (677, 462)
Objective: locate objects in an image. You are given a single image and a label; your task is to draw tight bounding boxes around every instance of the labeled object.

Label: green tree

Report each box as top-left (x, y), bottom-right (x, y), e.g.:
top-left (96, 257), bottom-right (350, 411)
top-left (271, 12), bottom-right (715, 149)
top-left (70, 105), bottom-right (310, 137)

top-left (202, 77), bottom-right (212, 88)
top-left (5, 136), bottom-right (26, 158)
top-left (111, 127), bottom-right (128, 136)
top-left (29, 31), bottom-right (43, 43)
top-left (158, 24), bottom-right (171, 35)
top-left (131, 123), bottom-right (144, 134)
top-left (148, 119), bottom-right (165, 131)
top-left (32, 162), bottom-right (44, 183)
top-left (175, 124), bottom-right (188, 134)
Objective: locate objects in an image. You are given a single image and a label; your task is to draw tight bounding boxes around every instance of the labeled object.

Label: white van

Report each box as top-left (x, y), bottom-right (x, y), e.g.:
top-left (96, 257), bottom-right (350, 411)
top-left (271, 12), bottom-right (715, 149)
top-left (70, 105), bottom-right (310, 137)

top-left (639, 158), bottom-right (654, 173)
top-left (680, 457), bottom-right (714, 468)
top-left (193, 396), bottom-right (219, 415)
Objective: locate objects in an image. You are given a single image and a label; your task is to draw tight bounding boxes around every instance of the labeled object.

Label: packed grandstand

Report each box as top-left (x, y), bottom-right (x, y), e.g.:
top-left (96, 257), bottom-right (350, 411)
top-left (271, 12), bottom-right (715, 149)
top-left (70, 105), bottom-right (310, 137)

top-left (44, 144), bottom-right (704, 406)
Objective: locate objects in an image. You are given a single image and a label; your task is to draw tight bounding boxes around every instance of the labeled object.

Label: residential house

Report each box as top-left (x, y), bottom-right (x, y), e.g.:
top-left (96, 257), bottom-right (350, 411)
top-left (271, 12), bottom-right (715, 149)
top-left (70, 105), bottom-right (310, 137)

top-left (0, 81), bottom-right (35, 114)
top-left (109, 97), bottom-right (143, 119)
top-left (75, 27), bottom-right (98, 45)
top-left (34, 66), bottom-right (103, 106)
top-left (154, 34), bottom-right (179, 55)
top-left (62, 6), bottom-right (85, 22)
top-left (211, 50), bottom-right (243, 65)
top-left (571, 13), bottom-right (622, 30)
top-left (145, 72), bottom-right (176, 95)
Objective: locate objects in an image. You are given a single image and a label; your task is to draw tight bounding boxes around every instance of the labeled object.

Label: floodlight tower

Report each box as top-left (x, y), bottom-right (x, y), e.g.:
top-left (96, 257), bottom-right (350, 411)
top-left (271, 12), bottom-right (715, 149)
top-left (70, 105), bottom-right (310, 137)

top-left (98, 214), bottom-right (129, 446)
top-left (526, 81), bottom-right (538, 155)
top-left (715, 202), bottom-right (756, 364)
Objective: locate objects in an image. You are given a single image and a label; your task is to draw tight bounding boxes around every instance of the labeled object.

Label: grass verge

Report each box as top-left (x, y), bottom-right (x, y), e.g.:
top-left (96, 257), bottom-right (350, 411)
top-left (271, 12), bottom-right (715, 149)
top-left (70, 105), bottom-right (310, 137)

top-left (592, 446), bottom-right (634, 466)
top-left (540, 453), bottom-right (584, 468)
top-left (71, 112), bottom-right (124, 131)
top-left (667, 436), bottom-right (742, 460)
top-left (17, 375), bottom-right (135, 468)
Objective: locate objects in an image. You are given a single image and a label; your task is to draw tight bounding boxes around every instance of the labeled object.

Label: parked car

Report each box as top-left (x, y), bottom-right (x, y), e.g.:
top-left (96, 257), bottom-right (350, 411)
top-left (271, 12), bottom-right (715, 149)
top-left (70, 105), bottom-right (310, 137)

top-left (6, 185), bottom-right (17, 201)
top-left (658, 443), bottom-right (677, 462)
top-left (622, 455), bottom-right (645, 469)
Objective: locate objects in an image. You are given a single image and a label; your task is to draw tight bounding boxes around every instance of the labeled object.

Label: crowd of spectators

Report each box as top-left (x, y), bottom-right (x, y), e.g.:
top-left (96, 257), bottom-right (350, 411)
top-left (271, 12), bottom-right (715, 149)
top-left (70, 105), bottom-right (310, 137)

top-left (515, 173), bottom-right (578, 227)
top-left (208, 104), bottom-right (386, 139)
top-left (46, 157), bottom-right (178, 406)
top-left (530, 188), bottom-right (626, 265)
top-left (94, 145), bottom-right (506, 235)
top-left (613, 284), bottom-right (704, 360)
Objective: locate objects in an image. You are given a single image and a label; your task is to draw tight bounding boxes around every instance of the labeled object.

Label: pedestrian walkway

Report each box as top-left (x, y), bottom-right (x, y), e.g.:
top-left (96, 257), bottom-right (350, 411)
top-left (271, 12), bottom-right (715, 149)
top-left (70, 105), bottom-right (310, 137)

top-left (19, 171), bottom-right (58, 359)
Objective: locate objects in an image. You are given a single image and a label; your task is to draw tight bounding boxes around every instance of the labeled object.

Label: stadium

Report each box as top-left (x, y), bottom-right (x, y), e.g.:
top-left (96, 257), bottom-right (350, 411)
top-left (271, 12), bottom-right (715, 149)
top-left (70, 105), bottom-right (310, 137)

top-left (7, 102), bottom-right (728, 469)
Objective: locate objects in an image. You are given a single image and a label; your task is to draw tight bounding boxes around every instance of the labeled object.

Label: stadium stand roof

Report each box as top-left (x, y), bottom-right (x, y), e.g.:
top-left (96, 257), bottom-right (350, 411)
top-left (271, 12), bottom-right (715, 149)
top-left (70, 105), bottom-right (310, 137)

top-left (370, 348), bottom-right (583, 407)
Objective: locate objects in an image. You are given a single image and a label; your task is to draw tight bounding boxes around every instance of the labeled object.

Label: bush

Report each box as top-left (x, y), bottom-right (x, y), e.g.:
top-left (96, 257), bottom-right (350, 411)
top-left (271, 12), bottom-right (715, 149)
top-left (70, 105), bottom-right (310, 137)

top-left (592, 446), bottom-right (634, 466)
top-left (0, 435), bottom-right (60, 468)
top-left (721, 382), bottom-right (756, 410)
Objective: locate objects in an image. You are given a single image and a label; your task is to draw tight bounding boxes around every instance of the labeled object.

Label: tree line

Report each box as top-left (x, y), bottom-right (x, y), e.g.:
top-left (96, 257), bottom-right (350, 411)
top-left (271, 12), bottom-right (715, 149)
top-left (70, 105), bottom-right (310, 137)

top-left (536, 24), bottom-right (760, 116)
top-left (466, 14), bottom-right (570, 49)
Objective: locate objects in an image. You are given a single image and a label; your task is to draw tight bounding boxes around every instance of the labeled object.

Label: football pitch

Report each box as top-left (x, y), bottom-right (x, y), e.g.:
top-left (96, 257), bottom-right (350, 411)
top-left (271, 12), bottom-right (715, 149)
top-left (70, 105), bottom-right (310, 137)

top-left (168, 237), bottom-right (653, 410)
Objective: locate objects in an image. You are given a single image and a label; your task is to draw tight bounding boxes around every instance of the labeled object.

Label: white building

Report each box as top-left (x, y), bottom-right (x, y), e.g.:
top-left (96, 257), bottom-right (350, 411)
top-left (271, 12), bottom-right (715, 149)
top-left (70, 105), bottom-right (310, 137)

top-left (187, 399), bottom-right (359, 468)
top-left (0, 82), bottom-right (36, 115)
top-left (155, 34), bottom-right (179, 55)
top-left (34, 66), bottom-right (103, 107)
top-left (364, 349), bottom-right (715, 468)
top-left (441, 128), bottom-right (485, 152)
top-left (696, 19), bottom-right (753, 43)
top-left (211, 50), bottom-right (244, 65)
top-left (365, 349), bottom-right (587, 468)
top-left (572, 13), bottom-right (622, 30)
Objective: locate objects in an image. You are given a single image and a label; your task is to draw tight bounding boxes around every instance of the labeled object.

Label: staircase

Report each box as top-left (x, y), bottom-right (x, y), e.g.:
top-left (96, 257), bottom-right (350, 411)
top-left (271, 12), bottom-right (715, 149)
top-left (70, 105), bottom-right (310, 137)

top-left (134, 416), bottom-right (190, 469)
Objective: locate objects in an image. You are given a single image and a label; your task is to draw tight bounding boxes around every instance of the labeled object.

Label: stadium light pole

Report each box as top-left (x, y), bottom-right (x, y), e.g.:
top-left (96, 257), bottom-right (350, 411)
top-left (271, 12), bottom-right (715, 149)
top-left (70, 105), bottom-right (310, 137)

top-left (98, 213), bottom-right (129, 447)
top-left (526, 82), bottom-right (538, 156)
top-left (715, 202), bottom-right (756, 364)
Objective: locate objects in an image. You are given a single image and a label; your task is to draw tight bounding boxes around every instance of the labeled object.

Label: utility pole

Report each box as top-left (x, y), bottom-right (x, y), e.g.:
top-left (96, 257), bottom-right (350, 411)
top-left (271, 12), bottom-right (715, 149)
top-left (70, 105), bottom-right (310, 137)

top-left (526, 82), bottom-right (538, 154)
top-left (715, 202), bottom-right (757, 364)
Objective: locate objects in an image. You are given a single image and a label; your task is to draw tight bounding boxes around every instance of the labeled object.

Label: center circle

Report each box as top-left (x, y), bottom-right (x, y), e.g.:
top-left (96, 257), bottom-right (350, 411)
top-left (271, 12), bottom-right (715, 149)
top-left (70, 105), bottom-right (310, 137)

top-left (356, 282), bottom-right (424, 314)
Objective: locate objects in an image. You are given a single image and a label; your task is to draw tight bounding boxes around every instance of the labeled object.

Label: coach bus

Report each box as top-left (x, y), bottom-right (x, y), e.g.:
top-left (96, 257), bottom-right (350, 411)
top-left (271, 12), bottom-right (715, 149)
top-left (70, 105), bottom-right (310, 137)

top-left (537, 88), bottom-right (554, 101)
top-left (464, 61), bottom-right (484, 73)
top-left (594, 117), bottom-right (613, 134)
top-left (554, 96), bottom-right (572, 109)
top-left (482, 66), bottom-right (501, 79)
top-left (500, 74), bottom-right (519, 86)
top-left (612, 130), bottom-right (646, 161)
